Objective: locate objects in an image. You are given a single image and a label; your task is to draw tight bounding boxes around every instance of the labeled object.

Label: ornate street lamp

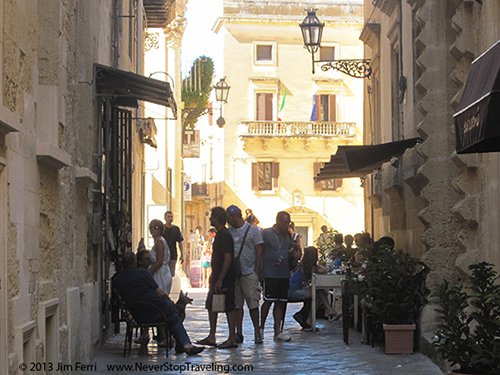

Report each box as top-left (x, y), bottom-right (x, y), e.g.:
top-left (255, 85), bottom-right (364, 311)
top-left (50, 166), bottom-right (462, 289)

top-left (213, 77), bottom-right (230, 127)
top-left (300, 9), bottom-right (372, 79)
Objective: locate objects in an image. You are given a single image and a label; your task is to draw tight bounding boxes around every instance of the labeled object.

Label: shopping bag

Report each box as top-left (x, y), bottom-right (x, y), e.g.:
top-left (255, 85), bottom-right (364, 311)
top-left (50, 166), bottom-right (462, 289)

top-left (211, 293), bottom-right (226, 313)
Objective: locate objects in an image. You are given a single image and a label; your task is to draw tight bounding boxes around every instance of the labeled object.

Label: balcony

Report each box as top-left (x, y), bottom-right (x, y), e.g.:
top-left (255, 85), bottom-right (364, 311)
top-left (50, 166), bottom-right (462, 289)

top-left (239, 121), bottom-right (356, 138)
top-left (191, 182), bottom-right (207, 197)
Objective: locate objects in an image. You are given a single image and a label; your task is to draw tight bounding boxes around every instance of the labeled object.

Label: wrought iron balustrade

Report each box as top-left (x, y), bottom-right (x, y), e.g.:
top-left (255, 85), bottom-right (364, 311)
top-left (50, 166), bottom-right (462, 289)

top-left (239, 121), bottom-right (356, 138)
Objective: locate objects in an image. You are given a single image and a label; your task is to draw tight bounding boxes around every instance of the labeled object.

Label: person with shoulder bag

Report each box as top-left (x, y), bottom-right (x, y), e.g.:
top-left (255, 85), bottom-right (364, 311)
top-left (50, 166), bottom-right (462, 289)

top-left (227, 205), bottom-right (264, 344)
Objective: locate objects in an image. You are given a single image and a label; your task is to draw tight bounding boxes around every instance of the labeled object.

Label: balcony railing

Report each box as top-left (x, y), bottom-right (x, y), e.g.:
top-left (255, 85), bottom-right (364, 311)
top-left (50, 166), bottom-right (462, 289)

top-left (239, 121), bottom-right (356, 138)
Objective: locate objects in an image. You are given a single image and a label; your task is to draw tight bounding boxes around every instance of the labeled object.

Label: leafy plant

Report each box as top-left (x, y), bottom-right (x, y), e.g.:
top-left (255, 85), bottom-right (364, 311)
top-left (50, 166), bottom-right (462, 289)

top-left (181, 56), bottom-right (214, 130)
top-left (433, 262), bottom-right (500, 374)
top-left (365, 246), bottom-right (429, 324)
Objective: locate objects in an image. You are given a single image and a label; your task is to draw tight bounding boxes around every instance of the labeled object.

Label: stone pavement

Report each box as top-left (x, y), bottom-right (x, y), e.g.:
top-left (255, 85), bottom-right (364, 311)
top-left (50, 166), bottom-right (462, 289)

top-left (92, 289), bottom-right (444, 375)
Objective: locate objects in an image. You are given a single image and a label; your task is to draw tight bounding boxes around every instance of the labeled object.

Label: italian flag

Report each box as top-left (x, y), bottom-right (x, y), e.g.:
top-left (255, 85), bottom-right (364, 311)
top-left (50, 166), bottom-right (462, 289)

top-left (277, 88), bottom-right (286, 124)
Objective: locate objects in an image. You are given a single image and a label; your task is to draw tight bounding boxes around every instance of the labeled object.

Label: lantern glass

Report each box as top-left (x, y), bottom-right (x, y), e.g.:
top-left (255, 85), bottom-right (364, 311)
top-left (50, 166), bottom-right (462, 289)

top-left (300, 10), bottom-right (324, 54)
top-left (214, 78), bottom-right (230, 103)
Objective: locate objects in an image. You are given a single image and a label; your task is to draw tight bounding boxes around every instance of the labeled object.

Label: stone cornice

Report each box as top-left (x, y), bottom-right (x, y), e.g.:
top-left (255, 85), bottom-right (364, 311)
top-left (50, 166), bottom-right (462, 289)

top-left (374, 0), bottom-right (399, 16)
top-left (360, 22), bottom-right (380, 49)
top-left (406, 0), bottom-right (425, 11)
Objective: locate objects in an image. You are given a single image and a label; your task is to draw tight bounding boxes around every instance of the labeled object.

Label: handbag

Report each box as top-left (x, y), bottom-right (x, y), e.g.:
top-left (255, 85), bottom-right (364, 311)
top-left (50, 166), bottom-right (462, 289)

top-left (233, 225), bottom-right (251, 277)
top-left (211, 293), bottom-right (226, 313)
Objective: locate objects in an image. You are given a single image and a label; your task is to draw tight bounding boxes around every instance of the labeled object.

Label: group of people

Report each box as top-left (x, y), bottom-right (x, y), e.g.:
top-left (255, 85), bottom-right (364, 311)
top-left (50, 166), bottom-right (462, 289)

top-left (195, 206), bottom-right (343, 349)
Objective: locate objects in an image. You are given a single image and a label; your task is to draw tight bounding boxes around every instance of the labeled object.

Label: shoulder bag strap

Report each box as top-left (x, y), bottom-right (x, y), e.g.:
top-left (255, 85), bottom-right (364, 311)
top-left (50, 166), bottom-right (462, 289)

top-left (236, 225), bottom-right (251, 258)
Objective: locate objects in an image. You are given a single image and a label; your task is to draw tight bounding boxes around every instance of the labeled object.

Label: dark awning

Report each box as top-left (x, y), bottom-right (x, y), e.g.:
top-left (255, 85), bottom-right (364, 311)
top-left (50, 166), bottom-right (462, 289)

top-left (94, 64), bottom-right (177, 118)
top-left (316, 138), bottom-right (422, 180)
top-left (454, 40), bottom-right (500, 154)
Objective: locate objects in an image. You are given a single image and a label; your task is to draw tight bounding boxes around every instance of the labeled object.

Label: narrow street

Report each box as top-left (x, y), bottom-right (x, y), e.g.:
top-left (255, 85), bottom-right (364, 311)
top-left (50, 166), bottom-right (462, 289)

top-left (92, 289), bottom-right (443, 375)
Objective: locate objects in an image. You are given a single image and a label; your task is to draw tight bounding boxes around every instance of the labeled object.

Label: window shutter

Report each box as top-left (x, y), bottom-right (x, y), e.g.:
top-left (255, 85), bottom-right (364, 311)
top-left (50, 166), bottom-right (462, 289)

top-left (251, 163), bottom-right (258, 190)
top-left (317, 95), bottom-right (323, 121)
top-left (271, 162), bottom-right (279, 188)
top-left (265, 93), bottom-right (273, 121)
top-left (313, 162), bottom-right (323, 190)
top-left (329, 95), bottom-right (337, 121)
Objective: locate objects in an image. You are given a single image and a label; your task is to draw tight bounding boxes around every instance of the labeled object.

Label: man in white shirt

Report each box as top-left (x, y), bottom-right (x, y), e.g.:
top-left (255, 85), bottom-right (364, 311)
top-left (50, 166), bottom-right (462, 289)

top-left (226, 205), bottom-right (264, 344)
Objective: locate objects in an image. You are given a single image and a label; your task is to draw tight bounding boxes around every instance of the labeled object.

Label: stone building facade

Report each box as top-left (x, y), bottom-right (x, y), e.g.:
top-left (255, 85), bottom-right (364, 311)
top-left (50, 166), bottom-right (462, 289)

top-left (360, 0), bottom-right (500, 355)
top-left (216, 0), bottom-right (366, 242)
top-left (0, 0), bottom-right (181, 372)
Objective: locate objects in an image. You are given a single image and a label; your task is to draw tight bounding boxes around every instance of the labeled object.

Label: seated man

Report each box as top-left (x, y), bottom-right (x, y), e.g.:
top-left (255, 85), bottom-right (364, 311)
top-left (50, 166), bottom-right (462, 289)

top-left (113, 251), bottom-right (203, 356)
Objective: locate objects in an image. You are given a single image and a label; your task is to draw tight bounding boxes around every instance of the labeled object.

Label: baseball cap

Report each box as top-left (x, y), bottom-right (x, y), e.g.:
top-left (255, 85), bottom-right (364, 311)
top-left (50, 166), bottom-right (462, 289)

top-left (226, 205), bottom-right (242, 216)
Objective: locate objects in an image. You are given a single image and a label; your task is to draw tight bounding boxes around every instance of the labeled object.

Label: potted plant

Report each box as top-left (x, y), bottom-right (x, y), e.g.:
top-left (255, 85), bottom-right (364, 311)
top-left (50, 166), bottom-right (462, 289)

top-left (365, 246), bottom-right (429, 353)
top-left (432, 262), bottom-right (500, 374)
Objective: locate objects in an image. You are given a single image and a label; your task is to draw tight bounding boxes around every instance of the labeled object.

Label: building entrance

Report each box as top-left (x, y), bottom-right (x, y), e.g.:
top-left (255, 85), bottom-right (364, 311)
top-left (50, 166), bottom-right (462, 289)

top-left (296, 226), bottom-right (309, 247)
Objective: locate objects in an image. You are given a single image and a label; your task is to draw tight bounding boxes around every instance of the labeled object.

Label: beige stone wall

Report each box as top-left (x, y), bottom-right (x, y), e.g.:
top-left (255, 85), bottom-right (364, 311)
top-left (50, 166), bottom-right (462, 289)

top-left (0, 0), bottom-right (147, 372)
top-left (362, 0), bottom-right (500, 360)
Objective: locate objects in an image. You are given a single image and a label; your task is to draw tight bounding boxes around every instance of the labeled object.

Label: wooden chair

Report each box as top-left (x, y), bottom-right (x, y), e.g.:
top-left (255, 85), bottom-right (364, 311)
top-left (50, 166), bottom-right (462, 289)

top-left (119, 298), bottom-right (172, 357)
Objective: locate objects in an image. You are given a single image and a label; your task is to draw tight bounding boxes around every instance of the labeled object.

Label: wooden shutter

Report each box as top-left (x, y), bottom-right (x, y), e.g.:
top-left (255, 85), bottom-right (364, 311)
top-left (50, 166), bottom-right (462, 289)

top-left (256, 94), bottom-right (265, 120)
top-left (329, 95), bottom-right (337, 121)
top-left (265, 93), bottom-right (273, 121)
top-left (251, 163), bottom-right (258, 190)
top-left (271, 162), bottom-right (279, 188)
top-left (313, 162), bottom-right (323, 190)
top-left (315, 95), bottom-right (321, 121)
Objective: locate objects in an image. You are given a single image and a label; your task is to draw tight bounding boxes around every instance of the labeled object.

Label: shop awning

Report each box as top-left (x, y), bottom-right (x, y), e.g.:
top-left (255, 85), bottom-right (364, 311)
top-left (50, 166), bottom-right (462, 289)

top-left (454, 40), bottom-right (500, 154)
top-left (315, 138), bottom-right (422, 180)
top-left (94, 64), bottom-right (177, 118)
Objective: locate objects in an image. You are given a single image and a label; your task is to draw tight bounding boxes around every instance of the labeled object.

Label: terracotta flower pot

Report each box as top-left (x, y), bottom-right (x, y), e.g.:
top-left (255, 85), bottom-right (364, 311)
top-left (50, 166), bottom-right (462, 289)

top-left (383, 323), bottom-right (416, 354)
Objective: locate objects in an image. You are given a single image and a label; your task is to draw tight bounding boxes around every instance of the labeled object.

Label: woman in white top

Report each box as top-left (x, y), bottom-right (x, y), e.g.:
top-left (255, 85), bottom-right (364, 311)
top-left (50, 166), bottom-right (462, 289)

top-left (148, 219), bottom-right (172, 294)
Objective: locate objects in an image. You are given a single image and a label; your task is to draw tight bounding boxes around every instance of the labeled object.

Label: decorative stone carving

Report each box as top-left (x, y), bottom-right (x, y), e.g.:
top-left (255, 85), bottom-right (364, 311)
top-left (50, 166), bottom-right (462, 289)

top-left (145, 32), bottom-right (159, 51)
top-left (165, 16), bottom-right (187, 47)
top-left (3, 75), bottom-right (18, 113)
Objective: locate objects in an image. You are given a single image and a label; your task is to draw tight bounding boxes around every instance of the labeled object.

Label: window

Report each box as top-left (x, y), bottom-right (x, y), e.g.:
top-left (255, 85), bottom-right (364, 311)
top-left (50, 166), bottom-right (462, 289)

top-left (319, 46), bottom-right (335, 61)
top-left (314, 162), bottom-right (343, 191)
top-left (252, 162), bottom-right (279, 191)
top-left (254, 42), bottom-right (276, 65)
top-left (256, 93), bottom-right (274, 121)
top-left (316, 94), bottom-right (337, 121)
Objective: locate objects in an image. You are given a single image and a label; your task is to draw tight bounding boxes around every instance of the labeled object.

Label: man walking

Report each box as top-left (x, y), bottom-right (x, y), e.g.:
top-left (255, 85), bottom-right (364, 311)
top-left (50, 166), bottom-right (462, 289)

top-left (226, 205), bottom-right (263, 344)
top-left (260, 211), bottom-right (293, 342)
top-left (113, 251), bottom-right (204, 355)
top-left (162, 210), bottom-right (184, 276)
top-left (196, 207), bottom-right (238, 349)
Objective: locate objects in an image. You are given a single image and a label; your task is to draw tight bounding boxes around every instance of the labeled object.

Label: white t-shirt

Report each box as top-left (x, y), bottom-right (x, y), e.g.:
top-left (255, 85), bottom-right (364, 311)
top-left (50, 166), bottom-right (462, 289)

top-left (229, 222), bottom-right (264, 275)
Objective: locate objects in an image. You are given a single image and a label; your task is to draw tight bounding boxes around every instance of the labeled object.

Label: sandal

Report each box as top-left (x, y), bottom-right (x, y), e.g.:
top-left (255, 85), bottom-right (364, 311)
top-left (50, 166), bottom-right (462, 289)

top-left (217, 340), bottom-right (238, 349)
top-left (195, 338), bottom-right (217, 347)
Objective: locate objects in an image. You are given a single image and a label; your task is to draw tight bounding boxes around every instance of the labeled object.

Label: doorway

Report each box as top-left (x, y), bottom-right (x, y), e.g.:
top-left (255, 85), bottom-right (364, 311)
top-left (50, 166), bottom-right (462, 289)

top-left (296, 226), bottom-right (309, 247)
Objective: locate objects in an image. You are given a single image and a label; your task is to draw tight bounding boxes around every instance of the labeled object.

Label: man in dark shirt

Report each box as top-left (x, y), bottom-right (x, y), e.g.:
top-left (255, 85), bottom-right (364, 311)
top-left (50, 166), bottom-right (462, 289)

top-left (162, 210), bottom-right (184, 276)
top-left (113, 251), bottom-right (203, 356)
top-left (196, 206), bottom-right (238, 349)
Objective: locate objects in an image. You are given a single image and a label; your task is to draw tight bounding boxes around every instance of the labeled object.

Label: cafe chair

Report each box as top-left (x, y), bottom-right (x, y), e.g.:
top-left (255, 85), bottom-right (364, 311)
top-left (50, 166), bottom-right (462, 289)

top-left (118, 298), bottom-right (172, 357)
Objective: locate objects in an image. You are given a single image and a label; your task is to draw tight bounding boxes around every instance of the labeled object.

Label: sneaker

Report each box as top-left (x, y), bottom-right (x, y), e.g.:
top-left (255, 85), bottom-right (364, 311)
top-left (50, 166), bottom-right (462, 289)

top-left (184, 345), bottom-right (204, 356)
top-left (273, 333), bottom-right (292, 342)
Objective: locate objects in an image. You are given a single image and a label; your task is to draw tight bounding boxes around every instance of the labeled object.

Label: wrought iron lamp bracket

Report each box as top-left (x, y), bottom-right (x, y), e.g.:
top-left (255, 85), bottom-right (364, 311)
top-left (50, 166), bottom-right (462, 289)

top-left (319, 59), bottom-right (372, 79)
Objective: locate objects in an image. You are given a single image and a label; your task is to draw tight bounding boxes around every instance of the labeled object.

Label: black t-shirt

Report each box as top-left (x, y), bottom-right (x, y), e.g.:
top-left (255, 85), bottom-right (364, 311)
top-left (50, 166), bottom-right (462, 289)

top-left (211, 227), bottom-right (235, 287)
top-left (162, 225), bottom-right (184, 260)
top-left (113, 268), bottom-right (160, 304)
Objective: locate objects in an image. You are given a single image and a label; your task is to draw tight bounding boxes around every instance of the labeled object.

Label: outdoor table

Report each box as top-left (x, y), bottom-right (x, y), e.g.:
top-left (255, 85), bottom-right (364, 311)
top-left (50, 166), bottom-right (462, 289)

top-left (311, 273), bottom-right (345, 332)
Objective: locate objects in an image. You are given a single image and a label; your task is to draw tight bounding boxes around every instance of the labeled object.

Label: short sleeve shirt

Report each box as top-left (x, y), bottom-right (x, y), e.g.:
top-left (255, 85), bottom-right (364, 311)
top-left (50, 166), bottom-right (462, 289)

top-left (162, 225), bottom-right (184, 260)
top-left (211, 227), bottom-right (235, 287)
top-left (261, 227), bottom-right (293, 279)
top-left (229, 222), bottom-right (264, 275)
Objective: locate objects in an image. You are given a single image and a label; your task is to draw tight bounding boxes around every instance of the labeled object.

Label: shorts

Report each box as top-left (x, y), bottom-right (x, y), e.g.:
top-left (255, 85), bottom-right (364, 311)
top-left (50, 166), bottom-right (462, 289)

top-left (263, 278), bottom-right (289, 302)
top-left (235, 273), bottom-right (262, 310)
top-left (205, 286), bottom-right (235, 312)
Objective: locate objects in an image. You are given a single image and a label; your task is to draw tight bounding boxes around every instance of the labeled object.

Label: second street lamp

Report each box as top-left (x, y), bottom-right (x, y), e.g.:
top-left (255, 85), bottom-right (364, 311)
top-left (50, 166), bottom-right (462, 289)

top-left (213, 77), bottom-right (230, 127)
top-left (300, 9), bottom-right (372, 79)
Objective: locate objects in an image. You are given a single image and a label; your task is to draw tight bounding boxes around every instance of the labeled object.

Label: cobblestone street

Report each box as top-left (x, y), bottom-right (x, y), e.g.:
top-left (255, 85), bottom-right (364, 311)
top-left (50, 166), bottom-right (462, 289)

top-left (92, 289), bottom-right (443, 374)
